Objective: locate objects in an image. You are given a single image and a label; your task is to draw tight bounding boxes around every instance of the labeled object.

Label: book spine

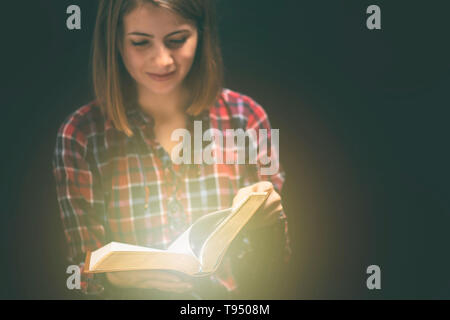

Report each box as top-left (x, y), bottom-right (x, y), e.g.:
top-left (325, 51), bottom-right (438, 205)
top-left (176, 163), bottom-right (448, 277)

top-left (83, 251), bottom-right (92, 273)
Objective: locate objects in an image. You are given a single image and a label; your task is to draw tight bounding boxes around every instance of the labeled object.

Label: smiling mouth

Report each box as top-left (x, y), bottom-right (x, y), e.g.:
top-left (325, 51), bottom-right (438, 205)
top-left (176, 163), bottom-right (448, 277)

top-left (146, 71), bottom-right (176, 81)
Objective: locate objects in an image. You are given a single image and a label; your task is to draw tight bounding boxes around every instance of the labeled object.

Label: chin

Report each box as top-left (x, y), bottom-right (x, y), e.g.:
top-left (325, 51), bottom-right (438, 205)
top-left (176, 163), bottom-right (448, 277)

top-left (143, 82), bottom-right (180, 96)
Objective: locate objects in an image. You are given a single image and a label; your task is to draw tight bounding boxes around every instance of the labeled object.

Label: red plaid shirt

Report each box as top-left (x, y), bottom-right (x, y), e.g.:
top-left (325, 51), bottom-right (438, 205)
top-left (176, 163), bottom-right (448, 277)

top-left (52, 88), bottom-right (289, 296)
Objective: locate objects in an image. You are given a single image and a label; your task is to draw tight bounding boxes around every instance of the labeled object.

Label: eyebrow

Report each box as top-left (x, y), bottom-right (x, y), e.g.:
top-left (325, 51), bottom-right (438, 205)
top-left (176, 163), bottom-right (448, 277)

top-left (127, 29), bottom-right (190, 37)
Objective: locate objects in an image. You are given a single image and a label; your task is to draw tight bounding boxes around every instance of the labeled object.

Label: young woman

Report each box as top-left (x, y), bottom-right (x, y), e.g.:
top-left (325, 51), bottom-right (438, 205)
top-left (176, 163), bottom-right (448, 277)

top-left (53, 0), bottom-right (289, 299)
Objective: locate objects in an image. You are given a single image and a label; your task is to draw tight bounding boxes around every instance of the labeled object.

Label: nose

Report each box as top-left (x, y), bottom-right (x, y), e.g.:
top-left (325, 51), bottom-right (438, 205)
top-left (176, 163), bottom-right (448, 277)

top-left (150, 44), bottom-right (174, 70)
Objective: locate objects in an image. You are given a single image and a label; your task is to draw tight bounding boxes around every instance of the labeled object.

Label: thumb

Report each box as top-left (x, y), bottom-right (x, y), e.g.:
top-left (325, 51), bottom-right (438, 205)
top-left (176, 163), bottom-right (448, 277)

top-left (256, 181), bottom-right (274, 193)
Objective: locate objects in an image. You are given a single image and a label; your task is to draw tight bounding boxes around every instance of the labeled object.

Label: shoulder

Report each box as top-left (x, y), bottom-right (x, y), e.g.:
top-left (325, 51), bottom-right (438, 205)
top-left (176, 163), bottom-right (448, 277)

top-left (214, 88), bottom-right (270, 129)
top-left (55, 100), bottom-right (106, 153)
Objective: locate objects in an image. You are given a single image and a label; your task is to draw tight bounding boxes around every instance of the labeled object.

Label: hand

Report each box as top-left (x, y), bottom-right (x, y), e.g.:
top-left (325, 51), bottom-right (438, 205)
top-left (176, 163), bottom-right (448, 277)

top-left (232, 181), bottom-right (283, 229)
top-left (106, 270), bottom-right (193, 293)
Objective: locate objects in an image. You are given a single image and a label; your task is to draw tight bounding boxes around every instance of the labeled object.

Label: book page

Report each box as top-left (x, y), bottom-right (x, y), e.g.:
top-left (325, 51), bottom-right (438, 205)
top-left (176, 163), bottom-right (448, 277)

top-left (167, 225), bottom-right (194, 255)
top-left (89, 242), bottom-right (114, 271)
top-left (89, 242), bottom-right (166, 271)
top-left (91, 250), bottom-right (201, 275)
top-left (199, 192), bottom-right (269, 273)
top-left (189, 208), bottom-right (232, 257)
top-left (111, 242), bottom-right (166, 252)
top-left (168, 208), bottom-right (232, 257)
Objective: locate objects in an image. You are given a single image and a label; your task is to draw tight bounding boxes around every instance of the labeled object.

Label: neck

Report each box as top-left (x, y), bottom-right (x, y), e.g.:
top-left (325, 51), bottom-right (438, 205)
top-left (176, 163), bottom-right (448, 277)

top-left (137, 85), bottom-right (190, 123)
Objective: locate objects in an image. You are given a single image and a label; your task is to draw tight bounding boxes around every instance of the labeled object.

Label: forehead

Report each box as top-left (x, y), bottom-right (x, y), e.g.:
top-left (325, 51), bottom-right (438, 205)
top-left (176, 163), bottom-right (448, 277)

top-left (123, 3), bottom-right (195, 35)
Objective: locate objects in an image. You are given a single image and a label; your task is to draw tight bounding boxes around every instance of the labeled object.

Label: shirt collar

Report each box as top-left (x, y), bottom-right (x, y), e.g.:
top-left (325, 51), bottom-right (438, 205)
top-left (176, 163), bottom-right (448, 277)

top-left (126, 102), bottom-right (211, 134)
top-left (126, 103), bottom-right (154, 132)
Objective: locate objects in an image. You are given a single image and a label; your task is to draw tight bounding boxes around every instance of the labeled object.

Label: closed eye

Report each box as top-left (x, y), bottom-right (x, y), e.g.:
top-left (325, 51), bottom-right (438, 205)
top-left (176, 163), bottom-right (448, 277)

top-left (169, 38), bottom-right (187, 44)
top-left (131, 41), bottom-right (148, 47)
top-left (130, 38), bottom-right (187, 48)
top-left (167, 38), bottom-right (187, 48)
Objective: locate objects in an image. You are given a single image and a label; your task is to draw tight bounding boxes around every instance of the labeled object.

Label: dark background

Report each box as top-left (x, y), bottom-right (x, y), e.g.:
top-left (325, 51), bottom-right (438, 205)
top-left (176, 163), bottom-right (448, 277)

top-left (1, 0), bottom-right (449, 299)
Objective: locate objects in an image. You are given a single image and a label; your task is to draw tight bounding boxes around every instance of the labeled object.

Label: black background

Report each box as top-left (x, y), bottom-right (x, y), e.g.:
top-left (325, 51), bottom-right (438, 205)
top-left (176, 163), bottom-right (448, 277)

top-left (1, 0), bottom-right (449, 299)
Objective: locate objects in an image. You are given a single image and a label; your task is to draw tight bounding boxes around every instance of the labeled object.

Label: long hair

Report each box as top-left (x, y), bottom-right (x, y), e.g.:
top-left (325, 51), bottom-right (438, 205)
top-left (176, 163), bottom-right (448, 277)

top-left (91, 0), bottom-right (224, 137)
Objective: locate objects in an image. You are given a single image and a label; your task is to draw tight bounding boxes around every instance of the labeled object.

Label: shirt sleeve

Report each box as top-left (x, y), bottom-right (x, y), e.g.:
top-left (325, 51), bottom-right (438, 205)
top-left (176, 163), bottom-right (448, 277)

top-left (52, 119), bottom-right (107, 296)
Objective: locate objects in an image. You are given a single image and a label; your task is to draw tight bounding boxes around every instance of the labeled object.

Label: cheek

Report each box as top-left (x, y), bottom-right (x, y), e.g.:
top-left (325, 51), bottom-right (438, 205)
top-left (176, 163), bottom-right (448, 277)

top-left (177, 41), bottom-right (198, 69)
top-left (123, 48), bottom-right (145, 74)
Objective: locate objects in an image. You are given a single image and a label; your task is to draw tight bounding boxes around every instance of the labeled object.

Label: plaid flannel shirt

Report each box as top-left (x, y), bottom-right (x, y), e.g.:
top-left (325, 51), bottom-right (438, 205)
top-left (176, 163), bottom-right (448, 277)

top-left (52, 88), bottom-right (290, 297)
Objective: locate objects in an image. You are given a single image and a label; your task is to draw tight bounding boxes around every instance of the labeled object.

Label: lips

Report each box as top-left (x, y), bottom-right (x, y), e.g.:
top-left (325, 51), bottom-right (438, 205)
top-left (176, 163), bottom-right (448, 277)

top-left (146, 70), bottom-right (176, 81)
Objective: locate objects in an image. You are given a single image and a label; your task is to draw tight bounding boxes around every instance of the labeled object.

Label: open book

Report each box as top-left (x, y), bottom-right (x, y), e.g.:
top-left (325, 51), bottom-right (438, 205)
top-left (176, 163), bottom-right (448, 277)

top-left (84, 191), bottom-right (269, 276)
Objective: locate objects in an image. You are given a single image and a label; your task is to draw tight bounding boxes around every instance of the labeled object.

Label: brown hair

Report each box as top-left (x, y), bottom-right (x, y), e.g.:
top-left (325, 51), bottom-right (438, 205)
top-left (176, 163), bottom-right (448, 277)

top-left (91, 0), bottom-right (224, 137)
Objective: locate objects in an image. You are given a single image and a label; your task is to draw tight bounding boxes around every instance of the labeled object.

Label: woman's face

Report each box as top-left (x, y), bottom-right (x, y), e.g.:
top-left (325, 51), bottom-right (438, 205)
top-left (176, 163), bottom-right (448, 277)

top-left (120, 3), bottom-right (198, 96)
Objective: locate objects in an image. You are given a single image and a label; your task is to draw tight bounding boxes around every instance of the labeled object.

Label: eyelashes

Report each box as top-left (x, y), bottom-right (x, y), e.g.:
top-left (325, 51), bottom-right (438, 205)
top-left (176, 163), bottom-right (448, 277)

top-left (131, 38), bottom-right (187, 48)
top-left (131, 41), bottom-right (147, 46)
top-left (169, 38), bottom-right (187, 44)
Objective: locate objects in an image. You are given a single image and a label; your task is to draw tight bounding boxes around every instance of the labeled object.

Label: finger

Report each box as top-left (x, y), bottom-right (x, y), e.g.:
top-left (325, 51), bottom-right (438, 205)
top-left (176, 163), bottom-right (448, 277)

top-left (267, 196), bottom-right (283, 214)
top-left (260, 206), bottom-right (284, 226)
top-left (139, 279), bottom-right (193, 293)
top-left (256, 181), bottom-right (274, 193)
top-left (252, 200), bottom-right (283, 227)
top-left (137, 277), bottom-right (191, 288)
top-left (261, 190), bottom-right (280, 209)
top-left (240, 185), bottom-right (254, 195)
top-left (158, 271), bottom-right (192, 283)
top-left (117, 270), bottom-right (186, 284)
top-left (140, 270), bottom-right (189, 283)
top-left (264, 200), bottom-right (283, 216)
top-left (233, 186), bottom-right (253, 206)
